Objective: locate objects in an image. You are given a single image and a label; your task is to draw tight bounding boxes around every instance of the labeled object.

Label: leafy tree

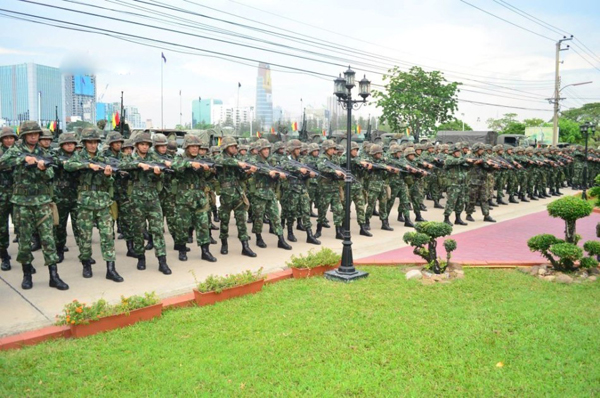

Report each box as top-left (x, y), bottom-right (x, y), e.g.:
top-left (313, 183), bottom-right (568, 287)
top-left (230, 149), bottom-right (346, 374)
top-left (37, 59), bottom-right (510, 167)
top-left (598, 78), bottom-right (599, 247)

top-left (192, 122), bottom-right (213, 130)
top-left (373, 66), bottom-right (460, 141)
top-left (436, 118), bottom-right (473, 132)
top-left (486, 113), bottom-right (527, 135)
top-left (557, 118), bottom-right (582, 143)
top-left (561, 102), bottom-right (600, 126)
top-left (523, 118), bottom-right (547, 127)
top-left (66, 120), bottom-right (94, 132)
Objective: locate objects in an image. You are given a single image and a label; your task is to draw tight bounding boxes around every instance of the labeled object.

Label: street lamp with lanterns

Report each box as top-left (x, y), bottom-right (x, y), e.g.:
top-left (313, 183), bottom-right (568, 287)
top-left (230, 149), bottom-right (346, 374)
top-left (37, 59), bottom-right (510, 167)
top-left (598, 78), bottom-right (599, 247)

top-left (579, 122), bottom-right (596, 200)
top-left (325, 66), bottom-right (370, 282)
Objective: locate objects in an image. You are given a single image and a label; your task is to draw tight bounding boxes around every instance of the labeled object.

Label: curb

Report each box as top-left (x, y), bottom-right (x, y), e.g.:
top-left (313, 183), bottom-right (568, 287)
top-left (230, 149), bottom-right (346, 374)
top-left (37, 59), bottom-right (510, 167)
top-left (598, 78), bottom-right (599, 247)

top-left (353, 260), bottom-right (547, 267)
top-left (1, 268), bottom-right (295, 351)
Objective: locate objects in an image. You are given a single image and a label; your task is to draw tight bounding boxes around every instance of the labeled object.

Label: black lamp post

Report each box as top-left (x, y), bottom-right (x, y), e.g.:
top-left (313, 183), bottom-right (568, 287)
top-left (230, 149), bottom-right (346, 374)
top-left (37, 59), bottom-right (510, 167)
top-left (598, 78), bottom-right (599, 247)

top-left (579, 122), bottom-right (596, 200)
top-left (325, 66), bottom-right (370, 282)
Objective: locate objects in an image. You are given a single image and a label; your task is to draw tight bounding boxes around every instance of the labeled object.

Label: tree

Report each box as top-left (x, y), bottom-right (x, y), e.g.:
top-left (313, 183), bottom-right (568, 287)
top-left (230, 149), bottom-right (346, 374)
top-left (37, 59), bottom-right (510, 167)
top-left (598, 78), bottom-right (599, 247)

top-left (66, 120), bottom-right (94, 132)
top-left (436, 118), bottom-right (473, 132)
top-left (561, 102), bottom-right (600, 126)
top-left (193, 122), bottom-right (213, 130)
top-left (373, 66), bottom-right (460, 141)
top-left (523, 118), bottom-right (546, 127)
top-left (557, 118), bottom-right (582, 143)
top-left (485, 113), bottom-right (526, 135)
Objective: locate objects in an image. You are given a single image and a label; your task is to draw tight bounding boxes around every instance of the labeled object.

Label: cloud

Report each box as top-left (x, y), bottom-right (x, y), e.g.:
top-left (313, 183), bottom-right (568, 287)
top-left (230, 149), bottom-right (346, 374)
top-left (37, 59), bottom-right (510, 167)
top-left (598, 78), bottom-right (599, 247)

top-left (0, 47), bottom-right (37, 56)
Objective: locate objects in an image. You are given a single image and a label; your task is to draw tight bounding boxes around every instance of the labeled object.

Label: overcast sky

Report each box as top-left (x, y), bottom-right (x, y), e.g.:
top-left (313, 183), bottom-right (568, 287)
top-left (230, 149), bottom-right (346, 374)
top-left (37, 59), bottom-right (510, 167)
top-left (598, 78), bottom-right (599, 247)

top-left (1, 0), bottom-right (599, 130)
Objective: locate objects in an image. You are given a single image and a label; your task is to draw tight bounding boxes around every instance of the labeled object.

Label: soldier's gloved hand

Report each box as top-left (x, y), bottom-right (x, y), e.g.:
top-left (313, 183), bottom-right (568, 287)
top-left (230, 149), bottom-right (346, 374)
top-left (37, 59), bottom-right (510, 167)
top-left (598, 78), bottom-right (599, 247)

top-left (89, 163), bottom-right (102, 171)
top-left (104, 165), bottom-right (113, 176)
top-left (153, 166), bottom-right (161, 175)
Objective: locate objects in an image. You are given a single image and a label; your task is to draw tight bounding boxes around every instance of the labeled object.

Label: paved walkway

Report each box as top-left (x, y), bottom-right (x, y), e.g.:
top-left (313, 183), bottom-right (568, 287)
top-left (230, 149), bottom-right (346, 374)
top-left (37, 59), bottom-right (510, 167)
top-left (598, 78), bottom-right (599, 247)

top-left (0, 188), bottom-right (590, 336)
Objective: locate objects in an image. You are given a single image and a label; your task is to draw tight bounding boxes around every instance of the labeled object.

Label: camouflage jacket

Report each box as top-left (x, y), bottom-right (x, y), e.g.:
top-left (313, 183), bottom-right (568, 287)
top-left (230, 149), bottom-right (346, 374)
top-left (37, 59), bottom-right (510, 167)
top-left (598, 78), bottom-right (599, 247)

top-left (120, 152), bottom-right (164, 201)
top-left (215, 152), bottom-right (248, 197)
top-left (279, 154), bottom-right (312, 193)
top-left (101, 148), bottom-right (128, 202)
top-left (0, 142), bottom-right (54, 206)
top-left (171, 154), bottom-right (212, 206)
top-left (465, 153), bottom-right (491, 184)
top-left (53, 148), bottom-right (79, 203)
top-left (0, 145), bottom-right (15, 196)
top-left (339, 154), bottom-right (364, 191)
top-left (154, 151), bottom-right (175, 201)
top-left (252, 155), bottom-right (278, 200)
top-left (316, 154), bottom-right (342, 192)
top-left (444, 154), bottom-right (469, 184)
top-left (64, 150), bottom-right (114, 210)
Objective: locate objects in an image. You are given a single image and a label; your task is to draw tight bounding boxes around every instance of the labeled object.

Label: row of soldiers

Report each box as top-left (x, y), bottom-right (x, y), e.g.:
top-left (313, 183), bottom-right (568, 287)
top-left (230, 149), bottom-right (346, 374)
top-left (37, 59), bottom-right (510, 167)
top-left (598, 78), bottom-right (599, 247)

top-left (0, 121), bottom-right (598, 291)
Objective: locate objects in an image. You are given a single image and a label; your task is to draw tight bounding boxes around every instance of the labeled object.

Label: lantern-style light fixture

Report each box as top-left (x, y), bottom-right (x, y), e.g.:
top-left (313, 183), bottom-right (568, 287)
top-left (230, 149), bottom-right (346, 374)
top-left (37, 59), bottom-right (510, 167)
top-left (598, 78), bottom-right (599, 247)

top-left (358, 75), bottom-right (371, 100)
top-left (344, 66), bottom-right (355, 89)
top-left (334, 74), bottom-right (347, 99)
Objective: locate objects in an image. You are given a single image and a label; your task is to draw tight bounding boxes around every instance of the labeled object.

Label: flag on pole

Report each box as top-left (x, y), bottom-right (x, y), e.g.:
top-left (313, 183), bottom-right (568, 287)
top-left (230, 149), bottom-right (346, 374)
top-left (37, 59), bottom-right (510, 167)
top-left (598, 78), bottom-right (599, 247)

top-left (217, 137), bottom-right (222, 146)
top-left (322, 130), bottom-right (326, 136)
top-left (161, 52), bottom-right (167, 63)
top-left (257, 131), bottom-right (261, 138)
top-left (357, 125), bottom-right (362, 134)
top-left (111, 113), bottom-right (116, 128)
top-left (238, 82), bottom-right (241, 88)
top-left (115, 111), bottom-right (120, 127)
top-left (270, 127), bottom-right (275, 134)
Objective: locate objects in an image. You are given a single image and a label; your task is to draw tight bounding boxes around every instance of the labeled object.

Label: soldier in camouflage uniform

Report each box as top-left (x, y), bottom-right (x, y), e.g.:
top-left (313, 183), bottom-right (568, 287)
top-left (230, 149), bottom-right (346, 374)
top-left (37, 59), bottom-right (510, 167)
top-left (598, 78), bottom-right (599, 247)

top-left (502, 146), bottom-right (521, 203)
top-left (443, 145), bottom-right (469, 226)
top-left (280, 139), bottom-right (321, 244)
top-left (118, 139), bottom-right (138, 257)
top-left (120, 133), bottom-right (172, 275)
top-left (216, 137), bottom-right (258, 257)
top-left (305, 143), bottom-right (320, 218)
top-left (422, 142), bottom-right (444, 209)
top-left (171, 135), bottom-right (217, 262)
top-left (100, 131), bottom-right (124, 239)
top-left (387, 144), bottom-right (415, 228)
top-left (340, 141), bottom-right (371, 236)
top-left (0, 121), bottom-right (69, 290)
top-left (465, 143), bottom-right (496, 223)
top-left (404, 147), bottom-right (429, 222)
top-left (0, 127), bottom-right (17, 270)
top-left (53, 132), bottom-right (80, 263)
top-left (64, 129), bottom-right (123, 282)
top-left (364, 144), bottom-right (393, 231)
top-left (153, 134), bottom-right (176, 249)
top-left (208, 145), bottom-right (221, 224)
top-left (315, 140), bottom-right (344, 239)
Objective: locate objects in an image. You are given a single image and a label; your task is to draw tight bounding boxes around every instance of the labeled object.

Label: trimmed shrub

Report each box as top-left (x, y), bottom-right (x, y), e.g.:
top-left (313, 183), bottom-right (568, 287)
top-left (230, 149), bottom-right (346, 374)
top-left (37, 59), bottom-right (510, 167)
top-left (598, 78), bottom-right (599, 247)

top-left (547, 196), bottom-right (593, 243)
top-left (403, 222), bottom-right (456, 274)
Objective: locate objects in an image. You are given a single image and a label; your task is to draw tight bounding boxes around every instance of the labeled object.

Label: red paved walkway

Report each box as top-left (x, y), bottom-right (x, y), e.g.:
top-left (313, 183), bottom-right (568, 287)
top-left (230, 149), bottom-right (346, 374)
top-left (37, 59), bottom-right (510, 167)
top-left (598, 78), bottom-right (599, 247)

top-left (356, 211), bottom-right (600, 266)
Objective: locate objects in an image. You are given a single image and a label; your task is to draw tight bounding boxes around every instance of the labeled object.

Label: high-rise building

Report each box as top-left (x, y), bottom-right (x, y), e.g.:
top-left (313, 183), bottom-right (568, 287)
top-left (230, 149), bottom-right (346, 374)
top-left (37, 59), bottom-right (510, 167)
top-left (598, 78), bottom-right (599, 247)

top-left (0, 63), bottom-right (63, 127)
top-left (192, 98), bottom-right (223, 127)
top-left (255, 63), bottom-right (273, 131)
top-left (64, 74), bottom-right (96, 123)
top-left (124, 106), bottom-right (143, 129)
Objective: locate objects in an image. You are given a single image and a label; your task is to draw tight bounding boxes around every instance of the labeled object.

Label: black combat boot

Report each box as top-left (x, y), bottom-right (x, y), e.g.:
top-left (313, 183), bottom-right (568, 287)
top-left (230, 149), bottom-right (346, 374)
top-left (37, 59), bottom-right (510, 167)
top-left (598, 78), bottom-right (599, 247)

top-left (82, 259), bottom-right (93, 278)
top-left (255, 234), bottom-right (267, 248)
top-left (509, 195), bottom-right (518, 203)
top-left (520, 194), bottom-right (530, 202)
top-left (106, 261), bottom-right (124, 282)
top-left (552, 189), bottom-right (560, 196)
top-left (201, 244), bottom-right (217, 262)
top-left (360, 224), bottom-right (372, 237)
top-left (48, 264), bottom-right (69, 290)
top-left (397, 213), bottom-right (405, 222)
top-left (296, 218), bottom-right (306, 231)
top-left (63, 247), bottom-right (69, 252)
top-left (433, 200), bottom-right (444, 209)
top-left (21, 264), bottom-right (33, 289)
top-left (210, 222), bottom-right (219, 231)
top-left (529, 194), bottom-right (538, 201)
top-left (145, 234), bottom-right (154, 251)
top-left (31, 233), bottom-right (41, 252)
top-left (454, 213), bottom-right (467, 225)
top-left (281, 219), bottom-right (286, 231)
top-left (404, 215), bottom-right (415, 228)
top-left (483, 215), bottom-right (496, 223)
top-left (443, 215), bottom-right (453, 226)
top-left (466, 214), bottom-right (475, 222)
top-left (322, 219), bottom-right (331, 228)
top-left (287, 224), bottom-right (297, 243)
top-left (188, 227), bottom-right (195, 242)
top-left (372, 208), bottom-right (380, 216)
top-left (174, 243), bottom-right (191, 252)
top-left (497, 198), bottom-right (508, 205)
top-left (220, 239), bottom-right (228, 255)
top-left (209, 230), bottom-right (217, 245)
top-left (213, 210), bottom-right (220, 223)
top-left (426, 192), bottom-right (433, 201)
top-left (90, 258), bottom-right (96, 265)
top-left (488, 199), bottom-right (498, 207)
top-left (306, 229), bottom-right (321, 245)
top-left (241, 240), bottom-right (257, 257)
top-left (1, 248), bottom-right (11, 271)
top-left (381, 219), bottom-right (394, 231)
top-left (415, 213), bottom-right (427, 222)
top-left (310, 208), bottom-right (318, 218)
top-left (137, 254), bottom-right (146, 270)
top-left (335, 226), bottom-right (343, 240)
top-left (556, 188), bottom-right (563, 195)
top-left (178, 245), bottom-right (188, 261)
top-left (315, 223), bottom-right (323, 238)
top-left (126, 241), bottom-right (137, 258)
top-left (158, 255), bottom-right (172, 275)
top-left (277, 235), bottom-right (292, 250)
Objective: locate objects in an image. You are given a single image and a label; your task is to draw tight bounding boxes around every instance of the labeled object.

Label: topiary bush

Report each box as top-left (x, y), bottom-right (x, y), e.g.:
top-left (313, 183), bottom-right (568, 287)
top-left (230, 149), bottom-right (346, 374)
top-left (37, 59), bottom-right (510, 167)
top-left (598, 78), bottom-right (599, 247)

top-left (528, 236), bottom-right (599, 272)
top-left (547, 196), bottom-right (593, 243)
top-left (403, 222), bottom-right (455, 274)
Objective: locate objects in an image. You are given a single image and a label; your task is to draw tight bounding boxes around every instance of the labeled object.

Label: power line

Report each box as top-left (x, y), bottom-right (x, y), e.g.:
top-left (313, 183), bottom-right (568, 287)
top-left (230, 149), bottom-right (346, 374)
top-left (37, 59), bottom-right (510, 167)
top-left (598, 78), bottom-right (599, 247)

top-left (494, 0), bottom-right (570, 36)
top-left (570, 46), bottom-right (600, 73)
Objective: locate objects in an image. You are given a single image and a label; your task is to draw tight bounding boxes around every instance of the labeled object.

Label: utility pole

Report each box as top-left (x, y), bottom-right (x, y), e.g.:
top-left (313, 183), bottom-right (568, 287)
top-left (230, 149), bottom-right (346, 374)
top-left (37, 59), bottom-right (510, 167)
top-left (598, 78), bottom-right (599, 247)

top-left (551, 35), bottom-right (573, 145)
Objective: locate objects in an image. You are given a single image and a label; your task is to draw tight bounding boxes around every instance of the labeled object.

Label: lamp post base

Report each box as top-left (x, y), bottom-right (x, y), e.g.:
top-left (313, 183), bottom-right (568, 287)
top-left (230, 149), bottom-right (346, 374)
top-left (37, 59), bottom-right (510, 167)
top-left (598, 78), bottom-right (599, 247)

top-left (324, 268), bottom-right (369, 282)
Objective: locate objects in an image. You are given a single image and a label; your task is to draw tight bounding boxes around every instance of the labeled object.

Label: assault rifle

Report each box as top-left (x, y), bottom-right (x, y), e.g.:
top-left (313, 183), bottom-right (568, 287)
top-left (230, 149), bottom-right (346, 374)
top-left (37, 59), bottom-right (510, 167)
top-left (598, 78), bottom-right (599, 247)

top-left (19, 153), bottom-right (57, 169)
top-left (137, 159), bottom-right (175, 174)
top-left (243, 161), bottom-right (297, 180)
top-left (180, 157), bottom-right (216, 170)
top-left (321, 159), bottom-right (357, 183)
top-left (62, 156), bottom-right (129, 176)
top-left (286, 158), bottom-right (320, 178)
top-left (366, 162), bottom-right (405, 174)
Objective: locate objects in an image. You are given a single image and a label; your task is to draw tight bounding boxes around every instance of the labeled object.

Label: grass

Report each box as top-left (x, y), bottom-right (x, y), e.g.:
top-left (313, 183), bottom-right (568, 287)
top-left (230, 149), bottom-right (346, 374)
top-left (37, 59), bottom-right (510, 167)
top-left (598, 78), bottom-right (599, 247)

top-left (1, 267), bottom-right (599, 397)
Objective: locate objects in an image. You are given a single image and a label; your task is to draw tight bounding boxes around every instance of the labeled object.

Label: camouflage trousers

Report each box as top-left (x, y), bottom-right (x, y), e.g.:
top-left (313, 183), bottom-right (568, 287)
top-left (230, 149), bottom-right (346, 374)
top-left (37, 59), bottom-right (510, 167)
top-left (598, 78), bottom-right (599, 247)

top-left (409, 179), bottom-right (425, 216)
top-left (252, 195), bottom-right (283, 236)
top-left (518, 170), bottom-right (529, 196)
top-left (14, 203), bottom-right (58, 266)
top-left (160, 194), bottom-right (177, 237)
top-left (308, 182), bottom-right (319, 210)
top-left (131, 198), bottom-right (166, 257)
top-left (174, 196), bottom-right (210, 246)
top-left (366, 183), bottom-right (389, 222)
top-left (387, 180), bottom-right (410, 220)
top-left (344, 187), bottom-right (366, 226)
top-left (117, 199), bottom-right (135, 241)
top-left (444, 184), bottom-right (465, 217)
top-left (506, 171), bottom-right (519, 196)
top-left (77, 207), bottom-right (115, 262)
top-left (219, 192), bottom-right (249, 241)
top-left (573, 164), bottom-right (584, 186)
top-left (0, 193), bottom-right (12, 250)
top-left (282, 188), bottom-right (312, 229)
top-left (54, 199), bottom-right (78, 250)
top-left (486, 173), bottom-right (495, 199)
top-left (466, 182), bottom-right (490, 217)
top-left (427, 173), bottom-right (442, 201)
top-left (495, 171), bottom-right (507, 201)
top-left (317, 188), bottom-right (344, 227)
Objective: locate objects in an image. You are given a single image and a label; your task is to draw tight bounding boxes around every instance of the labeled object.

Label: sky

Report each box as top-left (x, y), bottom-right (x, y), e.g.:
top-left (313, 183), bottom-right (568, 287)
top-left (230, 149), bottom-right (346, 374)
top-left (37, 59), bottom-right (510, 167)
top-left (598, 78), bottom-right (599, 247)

top-left (1, 0), bottom-right (599, 131)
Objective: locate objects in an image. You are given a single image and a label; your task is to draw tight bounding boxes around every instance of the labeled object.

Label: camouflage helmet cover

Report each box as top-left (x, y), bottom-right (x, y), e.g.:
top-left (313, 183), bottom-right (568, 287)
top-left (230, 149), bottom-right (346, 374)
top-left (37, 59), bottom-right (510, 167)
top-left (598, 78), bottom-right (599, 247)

top-left (19, 121), bottom-right (43, 136)
top-left (287, 139), bottom-right (302, 151)
top-left (122, 139), bottom-right (134, 149)
top-left (58, 132), bottom-right (78, 145)
top-left (105, 131), bottom-right (124, 145)
top-left (272, 141), bottom-right (285, 151)
top-left (221, 136), bottom-right (238, 149)
top-left (493, 144), bottom-right (503, 152)
top-left (81, 128), bottom-right (102, 142)
top-left (258, 138), bottom-right (272, 151)
top-left (1, 126), bottom-right (17, 139)
top-left (369, 144), bottom-right (383, 155)
top-left (238, 144), bottom-right (249, 152)
top-left (404, 147), bottom-right (416, 157)
top-left (40, 128), bottom-right (54, 139)
top-left (439, 144), bottom-right (449, 151)
top-left (389, 144), bottom-right (402, 155)
top-left (350, 142), bottom-right (360, 150)
top-left (321, 139), bottom-right (336, 151)
top-left (135, 132), bottom-right (153, 145)
top-left (183, 134), bottom-right (202, 149)
top-left (153, 133), bottom-right (168, 146)
top-left (472, 142), bottom-right (485, 151)
top-left (308, 143), bottom-right (320, 152)
top-left (210, 145), bottom-right (220, 153)
top-left (167, 140), bottom-right (178, 151)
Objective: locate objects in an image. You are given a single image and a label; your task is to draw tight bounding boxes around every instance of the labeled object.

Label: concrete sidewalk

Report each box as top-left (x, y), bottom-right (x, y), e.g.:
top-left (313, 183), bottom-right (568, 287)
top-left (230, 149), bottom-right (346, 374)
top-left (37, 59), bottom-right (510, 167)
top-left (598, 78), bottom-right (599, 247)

top-left (0, 188), bottom-right (582, 336)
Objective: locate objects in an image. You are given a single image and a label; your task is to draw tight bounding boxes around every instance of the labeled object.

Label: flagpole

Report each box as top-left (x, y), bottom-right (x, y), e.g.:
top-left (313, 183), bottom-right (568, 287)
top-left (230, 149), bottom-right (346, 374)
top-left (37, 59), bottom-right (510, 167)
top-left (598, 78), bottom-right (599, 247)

top-left (179, 90), bottom-right (182, 127)
top-left (236, 83), bottom-right (240, 133)
top-left (161, 56), bottom-right (164, 129)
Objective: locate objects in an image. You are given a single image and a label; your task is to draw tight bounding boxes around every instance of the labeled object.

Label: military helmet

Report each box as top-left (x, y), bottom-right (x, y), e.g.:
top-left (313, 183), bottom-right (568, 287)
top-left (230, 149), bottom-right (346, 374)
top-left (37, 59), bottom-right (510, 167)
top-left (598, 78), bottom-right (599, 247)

top-left (1, 126), bottom-right (17, 139)
top-left (81, 128), bottom-right (102, 142)
top-left (287, 139), bottom-right (302, 151)
top-left (493, 144), bottom-right (503, 152)
top-left (134, 132), bottom-right (153, 145)
top-left (301, 143), bottom-right (309, 152)
top-left (258, 139), bottom-right (272, 151)
top-left (40, 128), bottom-right (53, 140)
top-left (321, 139), bottom-right (336, 151)
top-left (515, 146), bottom-right (524, 153)
top-left (167, 140), bottom-right (178, 152)
top-left (472, 142), bottom-right (485, 151)
top-left (240, 144), bottom-right (250, 152)
top-left (19, 121), bottom-right (43, 136)
top-left (369, 144), bottom-right (383, 155)
top-left (58, 132), bottom-right (78, 145)
top-left (153, 133), bottom-right (168, 146)
top-left (210, 145), bottom-right (220, 154)
top-left (199, 141), bottom-right (210, 150)
top-left (336, 144), bottom-right (344, 152)
top-left (249, 141), bottom-right (261, 151)
top-left (525, 147), bottom-right (534, 154)
top-left (404, 147), bottom-right (416, 157)
top-left (183, 135), bottom-right (202, 149)
top-left (389, 144), bottom-right (402, 155)
top-left (272, 141), bottom-right (284, 151)
top-left (221, 136), bottom-right (238, 149)
top-left (308, 143), bottom-right (320, 153)
top-left (123, 139), bottom-right (134, 149)
top-left (362, 142), bottom-right (372, 152)
top-left (105, 131), bottom-right (124, 145)
top-left (439, 144), bottom-right (449, 151)
top-left (451, 144), bottom-right (461, 153)
top-left (424, 142), bottom-right (434, 149)
top-left (350, 142), bottom-right (360, 150)
top-left (415, 143), bottom-right (425, 151)
top-left (461, 142), bottom-right (470, 149)
top-left (405, 142), bottom-right (415, 148)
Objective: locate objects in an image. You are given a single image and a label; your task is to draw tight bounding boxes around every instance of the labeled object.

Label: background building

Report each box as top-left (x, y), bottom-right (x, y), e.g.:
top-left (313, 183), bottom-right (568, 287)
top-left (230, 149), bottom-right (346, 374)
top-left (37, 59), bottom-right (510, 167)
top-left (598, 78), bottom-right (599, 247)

top-left (255, 63), bottom-right (273, 131)
top-left (192, 98), bottom-right (223, 127)
top-left (0, 63), bottom-right (63, 127)
top-left (64, 74), bottom-right (96, 123)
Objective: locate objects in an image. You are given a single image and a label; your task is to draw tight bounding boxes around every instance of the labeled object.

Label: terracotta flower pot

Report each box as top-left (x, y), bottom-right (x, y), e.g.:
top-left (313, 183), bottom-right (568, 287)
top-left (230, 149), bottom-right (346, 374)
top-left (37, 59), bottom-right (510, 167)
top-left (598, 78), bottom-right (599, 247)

top-left (70, 303), bottom-right (163, 339)
top-left (291, 267), bottom-right (311, 279)
top-left (291, 262), bottom-right (340, 278)
top-left (193, 279), bottom-right (265, 306)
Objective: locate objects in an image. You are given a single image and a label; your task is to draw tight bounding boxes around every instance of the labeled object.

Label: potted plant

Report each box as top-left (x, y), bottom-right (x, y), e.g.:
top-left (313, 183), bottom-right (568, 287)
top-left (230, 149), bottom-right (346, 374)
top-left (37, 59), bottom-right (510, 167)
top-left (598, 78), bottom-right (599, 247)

top-left (286, 248), bottom-right (342, 279)
top-left (193, 268), bottom-right (265, 306)
top-left (56, 292), bottom-right (162, 338)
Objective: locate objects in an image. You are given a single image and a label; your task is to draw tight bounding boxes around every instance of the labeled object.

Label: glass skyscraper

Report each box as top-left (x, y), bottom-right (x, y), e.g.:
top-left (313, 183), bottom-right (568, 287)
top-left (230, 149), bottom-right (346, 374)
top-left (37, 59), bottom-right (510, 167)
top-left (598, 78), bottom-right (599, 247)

top-left (255, 63), bottom-right (273, 131)
top-left (0, 63), bottom-right (63, 126)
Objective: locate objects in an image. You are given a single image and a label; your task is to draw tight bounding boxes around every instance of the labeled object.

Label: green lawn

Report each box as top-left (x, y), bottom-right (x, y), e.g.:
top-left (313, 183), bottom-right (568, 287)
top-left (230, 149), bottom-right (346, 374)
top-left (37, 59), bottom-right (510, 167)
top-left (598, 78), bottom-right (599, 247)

top-left (1, 267), bottom-right (599, 397)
